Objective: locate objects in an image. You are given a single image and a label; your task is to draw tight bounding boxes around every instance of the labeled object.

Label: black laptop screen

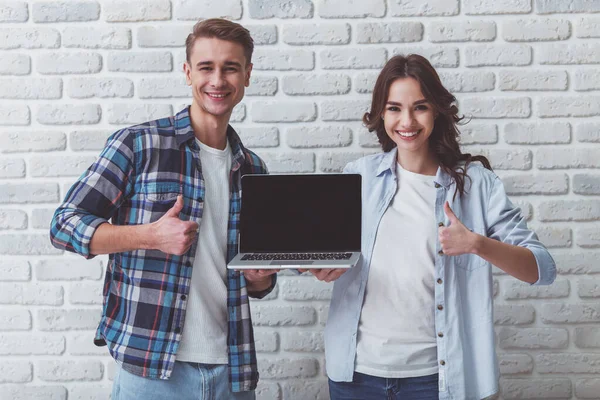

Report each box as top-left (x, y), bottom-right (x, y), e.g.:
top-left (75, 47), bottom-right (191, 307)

top-left (240, 174), bottom-right (361, 253)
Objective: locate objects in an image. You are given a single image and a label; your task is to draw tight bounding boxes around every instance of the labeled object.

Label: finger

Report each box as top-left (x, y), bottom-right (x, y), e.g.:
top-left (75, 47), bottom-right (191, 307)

top-left (444, 201), bottom-right (460, 225)
top-left (164, 195), bottom-right (184, 218)
top-left (185, 221), bottom-right (199, 234)
top-left (298, 269), bottom-right (308, 273)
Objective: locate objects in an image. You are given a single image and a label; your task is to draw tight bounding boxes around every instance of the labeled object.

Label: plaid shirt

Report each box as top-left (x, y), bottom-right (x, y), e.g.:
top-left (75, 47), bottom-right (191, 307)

top-left (50, 107), bottom-right (274, 391)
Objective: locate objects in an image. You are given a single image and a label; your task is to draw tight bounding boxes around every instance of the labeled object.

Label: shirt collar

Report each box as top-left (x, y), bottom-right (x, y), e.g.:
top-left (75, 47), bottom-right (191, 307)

top-left (376, 146), bottom-right (452, 188)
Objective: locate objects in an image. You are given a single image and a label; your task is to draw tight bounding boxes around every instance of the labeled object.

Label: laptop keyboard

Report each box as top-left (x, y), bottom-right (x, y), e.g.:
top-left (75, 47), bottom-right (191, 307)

top-left (241, 252), bottom-right (353, 261)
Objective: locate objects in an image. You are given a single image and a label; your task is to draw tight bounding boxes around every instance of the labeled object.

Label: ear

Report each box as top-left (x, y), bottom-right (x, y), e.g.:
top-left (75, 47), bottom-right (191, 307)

top-left (184, 61), bottom-right (192, 86)
top-left (245, 63), bottom-right (253, 87)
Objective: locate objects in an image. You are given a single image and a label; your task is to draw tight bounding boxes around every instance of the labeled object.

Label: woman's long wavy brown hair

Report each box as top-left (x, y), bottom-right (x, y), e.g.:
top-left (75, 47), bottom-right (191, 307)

top-left (363, 54), bottom-right (492, 198)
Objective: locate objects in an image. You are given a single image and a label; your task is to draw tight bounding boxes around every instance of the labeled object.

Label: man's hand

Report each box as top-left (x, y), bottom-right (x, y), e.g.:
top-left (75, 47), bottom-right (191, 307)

top-left (299, 268), bottom-right (347, 283)
top-left (150, 195), bottom-right (199, 255)
top-left (243, 269), bottom-right (279, 293)
top-left (438, 201), bottom-right (478, 256)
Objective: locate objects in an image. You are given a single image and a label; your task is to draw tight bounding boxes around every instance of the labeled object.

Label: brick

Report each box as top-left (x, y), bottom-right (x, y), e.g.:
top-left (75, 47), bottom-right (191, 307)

top-left (576, 122), bottom-right (600, 142)
top-left (317, 304), bottom-right (329, 326)
top-left (255, 152), bottom-right (315, 173)
top-left (0, 78), bottom-right (62, 99)
top-left (438, 71), bottom-right (495, 92)
top-left (356, 124), bottom-right (380, 148)
top-left (69, 130), bottom-right (111, 151)
top-left (32, 1), bottom-right (100, 22)
top-left (280, 278), bottom-right (333, 300)
top-left (429, 21), bottom-right (496, 42)
top-left (319, 151), bottom-right (375, 173)
top-left (138, 77), bottom-right (189, 99)
top-left (0, 53), bottom-right (30, 75)
top-left (354, 72), bottom-right (377, 93)
top-left (68, 385), bottom-right (112, 400)
top-left (575, 327), bottom-right (600, 348)
top-left (70, 283), bottom-right (103, 305)
top-left (283, 381), bottom-right (329, 400)
top-left (539, 200), bottom-right (600, 222)
top-left (504, 19), bottom-right (571, 41)
top-left (283, 74), bottom-right (350, 95)
top-left (501, 173), bottom-right (568, 195)
top-left (574, 69), bottom-right (600, 91)
top-left (258, 358), bottom-right (318, 378)
top-left (537, 353), bottom-right (600, 374)
top-left (462, 97), bottom-right (531, 118)
top-left (393, 46), bottom-right (459, 67)
top-left (5, 386), bottom-right (67, 400)
top-left (0, 361), bottom-right (32, 383)
top-left (0, 183), bottom-right (59, 204)
top-left (67, 77), bottom-right (133, 99)
top-left (498, 327), bottom-right (568, 349)
top-left (0, 28), bottom-right (60, 49)
top-left (537, 148), bottom-right (600, 169)
top-left (236, 127), bottom-right (279, 148)
top-left (231, 104), bottom-right (245, 123)
top-left (542, 303), bottom-right (600, 323)
top-left (578, 228), bottom-right (600, 249)
top-left (0, 334), bottom-right (65, 354)
top-left (0, 234), bottom-right (62, 255)
top-left (283, 23), bottom-right (349, 45)
top-left (137, 25), bottom-right (191, 47)
top-left (578, 278), bottom-right (600, 297)
top-left (36, 260), bottom-right (103, 281)
top-left (498, 353), bottom-right (534, 375)
top-left (0, 131), bottom-right (66, 153)
top-left (108, 52), bottom-right (172, 72)
top-left (321, 99), bottom-right (370, 121)
top-left (31, 155), bottom-right (96, 177)
top-left (31, 208), bottom-right (55, 229)
top-left (319, 0), bottom-right (385, 18)
top-left (107, 104), bottom-right (172, 125)
top-left (63, 27), bottom-right (131, 49)
top-left (321, 48), bottom-right (387, 69)
top-left (0, 260), bottom-right (30, 281)
top-left (465, 44), bottom-right (531, 67)
top-left (37, 53), bottom-right (102, 75)
top-left (104, 0), bottom-right (170, 22)
top-left (249, 0), bottom-right (313, 18)
top-left (246, 25), bottom-right (277, 45)
top-left (494, 304), bottom-right (535, 325)
top-left (501, 378), bottom-right (572, 399)
top-left (38, 360), bottom-right (103, 382)
top-left (458, 123), bottom-right (498, 144)
top-left (504, 122), bottom-right (570, 144)
top-left (576, 17), bottom-right (600, 38)
top-left (574, 173), bottom-right (600, 195)
top-left (499, 70), bottom-right (567, 91)
top-left (0, 309), bottom-right (31, 331)
top-left (252, 101), bottom-right (316, 123)
top-left (174, 0), bottom-right (241, 20)
top-left (0, 1), bottom-right (28, 22)
top-left (389, 0), bottom-right (459, 16)
top-left (253, 49), bottom-right (314, 71)
top-left (0, 283), bottom-right (63, 305)
top-left (37, 104), bottom-right (101, 125)
top-left (38, 309), bottom-right (101, 331)
top-left (0, 105), bottom-right (30, 125)
top-left (537, 225), bottom-right (572, 248)
top-left (69, 333), bottom-right (107, 356)
top-left (357, 22), bottom-right (423, 43)
top-left (282, 331), bottom-right (324, 352)
top-left (471, 148), bottom-right (534, 170)
top-left (513, 201), bottom-right (533, 221)
top-left (538, 96), bottom-right (600, 117)
top-left (0, 209), bottom-right (27, 229)
top-left (554, 252), bottom-right (600, 274)
top-left (256, 381), bottom-right (281, 399)
top-left (251, 305), bottom-right (316, 326)
top-left (0, 158), bottom-right (25, 179)
top-left (246, 76), bottom-right (277, 96)
top-left (287, 126), bottom-right (351, 148)
top-left (253, 330), bottom-right (279, 353)
top-left (540, 43), bottom-right (600, 64)
top-left (465, 0), bottom-right (531, 14)
top-left (576, 379), bottom-right (600, 399)
top-left (537, 0), bottom-right (600, 14)
top-left (505, 279), bottom-right (570, 299)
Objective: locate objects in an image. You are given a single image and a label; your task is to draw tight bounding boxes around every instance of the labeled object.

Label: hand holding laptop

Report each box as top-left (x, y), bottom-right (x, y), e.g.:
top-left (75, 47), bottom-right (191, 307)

top-left (299, 268), bottom-right (347, 282)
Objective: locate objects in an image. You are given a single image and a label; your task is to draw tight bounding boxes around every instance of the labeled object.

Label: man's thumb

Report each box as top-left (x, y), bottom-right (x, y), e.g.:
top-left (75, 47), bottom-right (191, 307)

top-left (164, 195), bottom-right (183, 218)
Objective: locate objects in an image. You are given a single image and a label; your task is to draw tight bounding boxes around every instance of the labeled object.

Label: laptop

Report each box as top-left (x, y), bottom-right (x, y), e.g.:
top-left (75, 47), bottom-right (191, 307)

top-left (227, 174), bottom-right (362, 269)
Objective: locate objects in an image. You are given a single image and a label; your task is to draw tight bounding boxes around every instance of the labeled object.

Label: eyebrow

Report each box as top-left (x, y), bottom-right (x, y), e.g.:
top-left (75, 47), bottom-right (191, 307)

top-left (386, 99), bottom-right (429, 106)
top-left (195, 61), bottom-right (243, 68)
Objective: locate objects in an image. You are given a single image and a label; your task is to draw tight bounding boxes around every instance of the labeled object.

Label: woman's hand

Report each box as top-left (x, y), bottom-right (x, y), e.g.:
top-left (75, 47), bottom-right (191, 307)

top-left (438, 201), bottom-right (479, 256)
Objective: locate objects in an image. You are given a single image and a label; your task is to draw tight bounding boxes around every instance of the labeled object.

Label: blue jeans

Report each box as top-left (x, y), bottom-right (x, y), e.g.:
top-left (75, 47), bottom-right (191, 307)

top-left (329, 372), bottom-right (439, 400)
top-left (112, 361), bottom-right (255, 400)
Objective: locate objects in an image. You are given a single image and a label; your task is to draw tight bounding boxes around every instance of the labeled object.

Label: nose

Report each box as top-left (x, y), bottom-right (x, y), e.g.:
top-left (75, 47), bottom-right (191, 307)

top-left (210, 69), bottom-right (226, 88)
top-left (399, 109), bottom-right (415, 128)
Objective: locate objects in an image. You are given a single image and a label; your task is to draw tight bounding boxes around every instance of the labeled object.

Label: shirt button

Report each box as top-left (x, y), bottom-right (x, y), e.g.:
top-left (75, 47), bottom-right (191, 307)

top-left (437, 278), bottom-right (443, 284)
top-left (440, 360), bottom-right (446, 366)
top-left (438, 250), bottom-right (444, 255)
top-left (438, 332), bottom-right (444, 338)
top-left (181, 295), bottom-right (187, 300)
top-left (438, 222), bottom-right (444, 227)
top-left (174, 327), bottom-right (181, 334)
top-left (435, 183), bottom-right (441, 188)
top-left (437, 305), bottom-right (444, 311)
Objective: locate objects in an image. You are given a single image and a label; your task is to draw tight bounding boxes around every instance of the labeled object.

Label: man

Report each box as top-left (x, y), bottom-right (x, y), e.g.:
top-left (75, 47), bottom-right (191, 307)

top-left (50, 18), bottom-right (277, 400)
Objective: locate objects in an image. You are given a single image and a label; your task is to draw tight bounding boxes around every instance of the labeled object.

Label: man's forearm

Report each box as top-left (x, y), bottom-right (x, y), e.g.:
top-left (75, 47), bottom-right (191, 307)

top-left (89, 222), bottom-right (155, 255)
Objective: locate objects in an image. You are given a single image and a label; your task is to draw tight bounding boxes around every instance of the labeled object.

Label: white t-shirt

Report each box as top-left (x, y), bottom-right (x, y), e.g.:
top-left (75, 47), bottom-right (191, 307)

top-left (177, 139), bottom-right (232, 364)
top-left (355, 162), bottom-right (439, 378)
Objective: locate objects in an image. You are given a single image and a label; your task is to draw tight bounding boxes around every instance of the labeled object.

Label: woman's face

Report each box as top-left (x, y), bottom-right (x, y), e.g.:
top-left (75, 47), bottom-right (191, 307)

top-left (382, 77), bottom-right (436, 160)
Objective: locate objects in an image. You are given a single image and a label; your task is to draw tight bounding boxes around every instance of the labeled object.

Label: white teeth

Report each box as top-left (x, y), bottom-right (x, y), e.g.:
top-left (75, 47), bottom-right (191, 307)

top-left (207, 93), bottom-right (227, 98)
top-left (397, 131), bottom-right (419, 137)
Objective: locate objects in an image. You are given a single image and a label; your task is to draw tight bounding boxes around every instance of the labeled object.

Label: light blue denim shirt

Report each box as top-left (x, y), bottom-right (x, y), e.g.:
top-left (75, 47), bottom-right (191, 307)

top-left (325, 148), bottom-right (556, 400)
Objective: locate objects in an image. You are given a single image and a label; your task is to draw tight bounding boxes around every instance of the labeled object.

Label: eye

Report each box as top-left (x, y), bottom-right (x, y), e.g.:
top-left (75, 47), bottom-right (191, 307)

top-left (415, 105), bottom-right (429, 111)
top-left (199, 67), bottom-right (212, 71)
top-left (386, 106), bottom-right (400, 112)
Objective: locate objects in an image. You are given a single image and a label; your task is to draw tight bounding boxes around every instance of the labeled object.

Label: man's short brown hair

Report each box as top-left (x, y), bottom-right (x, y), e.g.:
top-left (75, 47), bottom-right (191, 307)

top-left (185, 18), bottom-right (254, 65)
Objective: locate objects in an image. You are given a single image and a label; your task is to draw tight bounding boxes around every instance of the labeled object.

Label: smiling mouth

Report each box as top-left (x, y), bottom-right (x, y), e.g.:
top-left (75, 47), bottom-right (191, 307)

top-left (205, 92), bottom-right (230, 99)
top-left (396, 130), bottom-right (420, 138)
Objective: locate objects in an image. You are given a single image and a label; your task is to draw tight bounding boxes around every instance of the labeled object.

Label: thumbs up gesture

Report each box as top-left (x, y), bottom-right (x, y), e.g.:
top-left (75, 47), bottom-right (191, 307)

top-left (438, 201), bottom-right (477, 256)
top-left (151, 195), bottom-right (199, 255)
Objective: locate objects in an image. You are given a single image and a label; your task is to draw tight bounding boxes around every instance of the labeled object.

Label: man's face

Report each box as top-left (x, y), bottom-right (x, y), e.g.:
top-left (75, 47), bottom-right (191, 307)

top-left (184, 37), bottom-right (252, 119)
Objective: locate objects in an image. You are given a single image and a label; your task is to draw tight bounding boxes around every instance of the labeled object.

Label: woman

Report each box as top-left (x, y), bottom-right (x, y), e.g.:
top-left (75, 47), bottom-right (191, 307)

top-left (309, 54), bottom-right (556, 400)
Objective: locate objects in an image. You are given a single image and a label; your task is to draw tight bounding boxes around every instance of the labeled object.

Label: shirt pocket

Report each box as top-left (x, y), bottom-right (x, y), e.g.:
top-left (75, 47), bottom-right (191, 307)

top-left (454, 253), bottom-right (486, 271)
top-left (142, 182), bottom-right (181, 203)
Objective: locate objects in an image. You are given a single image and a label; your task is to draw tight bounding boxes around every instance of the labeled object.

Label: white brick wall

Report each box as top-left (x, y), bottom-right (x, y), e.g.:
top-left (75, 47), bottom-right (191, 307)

top-left (0, 1), bottom-right (599, 399)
